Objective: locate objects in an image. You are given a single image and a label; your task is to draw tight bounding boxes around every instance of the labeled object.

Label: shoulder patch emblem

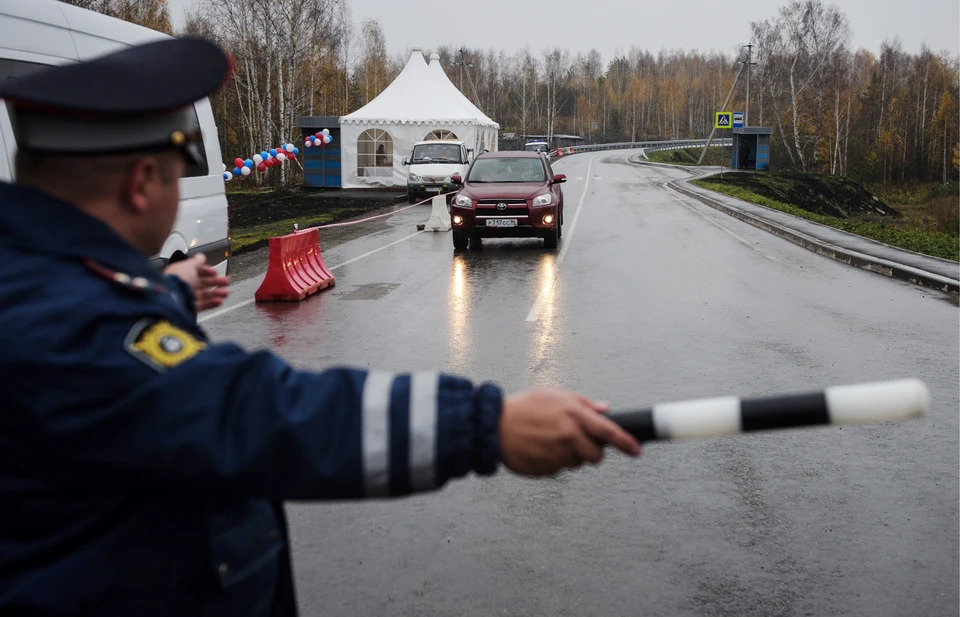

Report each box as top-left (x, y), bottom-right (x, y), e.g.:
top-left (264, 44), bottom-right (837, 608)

top-left (125, 319), bottom-right (207, 371)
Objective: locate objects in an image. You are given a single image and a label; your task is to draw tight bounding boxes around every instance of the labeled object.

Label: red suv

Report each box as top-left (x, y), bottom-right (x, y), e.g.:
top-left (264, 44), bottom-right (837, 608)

top-left (449, 151), bottom-right (565, 250)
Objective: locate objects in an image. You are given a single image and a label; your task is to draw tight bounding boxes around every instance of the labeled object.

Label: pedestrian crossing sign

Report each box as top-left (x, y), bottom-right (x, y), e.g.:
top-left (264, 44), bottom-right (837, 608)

top-left (715, 112), bottom-right (732, 129)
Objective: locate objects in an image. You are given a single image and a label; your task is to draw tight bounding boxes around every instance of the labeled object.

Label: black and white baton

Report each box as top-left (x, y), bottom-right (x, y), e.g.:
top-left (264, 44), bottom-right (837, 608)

top-left (607, 379), bottom-right (929, 442)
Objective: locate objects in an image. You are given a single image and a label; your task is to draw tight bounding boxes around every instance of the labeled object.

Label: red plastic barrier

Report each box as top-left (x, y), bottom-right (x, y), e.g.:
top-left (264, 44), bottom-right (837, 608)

top-left (254, 228), bottom-right (335, 302)
top-left (555, 148), bottom-right (563, 157)
top-left (567, 147), bottom-right (574, 154)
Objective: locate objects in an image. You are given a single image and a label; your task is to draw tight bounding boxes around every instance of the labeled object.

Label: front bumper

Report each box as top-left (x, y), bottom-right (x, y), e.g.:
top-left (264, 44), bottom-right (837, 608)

top-left (408, 181), bottom-right (461, 196)
top-left (451, 204), bottom-right (558, 237)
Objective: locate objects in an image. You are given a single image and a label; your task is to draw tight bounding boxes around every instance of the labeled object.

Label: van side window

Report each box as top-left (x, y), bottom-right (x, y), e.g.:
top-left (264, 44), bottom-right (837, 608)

top-left (182, 105), bottom-right (208, 178)
top-left (0, 58), bottom-right (52, 84)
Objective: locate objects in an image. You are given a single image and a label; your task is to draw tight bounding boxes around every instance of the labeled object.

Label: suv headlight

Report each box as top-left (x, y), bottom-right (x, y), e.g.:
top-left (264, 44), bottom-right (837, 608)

top-left (532, 193), bottom-right (552, 207)
top-left (454, 195), bottom-right (473, 208)
top-left (408, 173), bottom-right (422, 183)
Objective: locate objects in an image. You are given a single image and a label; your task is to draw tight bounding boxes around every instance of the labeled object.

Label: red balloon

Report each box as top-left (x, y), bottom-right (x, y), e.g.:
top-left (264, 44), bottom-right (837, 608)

top-left (234, 158), bottom-right (244, 167)
top-left (257, 162), bottom-right (267, 172)
top-left (265, 159), bottom-right (274, 168)
top-left (315, 132), bottom-right (322, 138)
top-left (286, 152), bottom-right (296, 160)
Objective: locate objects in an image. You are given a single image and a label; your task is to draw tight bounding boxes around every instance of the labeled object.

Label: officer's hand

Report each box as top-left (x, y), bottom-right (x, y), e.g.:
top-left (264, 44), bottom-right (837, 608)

top-left (498, 388), bottom-right (642, 476)
top-left (164, 254), bottom-right (230, 312)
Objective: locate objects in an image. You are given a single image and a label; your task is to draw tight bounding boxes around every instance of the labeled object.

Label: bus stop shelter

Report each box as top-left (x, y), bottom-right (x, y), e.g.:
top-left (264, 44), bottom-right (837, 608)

top-left (732, 127), bottom-right (772, 170)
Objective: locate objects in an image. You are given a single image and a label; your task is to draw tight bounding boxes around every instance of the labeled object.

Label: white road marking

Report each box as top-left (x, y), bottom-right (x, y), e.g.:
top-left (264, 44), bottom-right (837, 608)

top-left (525, 154), bottom-right (599, 322)
top-left (198, 231), bottom-right (424, 323)
top-left (661, 181), bottom-right (780, 262)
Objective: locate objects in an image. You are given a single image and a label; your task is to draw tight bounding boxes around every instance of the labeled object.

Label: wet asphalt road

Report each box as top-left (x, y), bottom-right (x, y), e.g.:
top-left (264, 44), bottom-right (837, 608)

top-left (202, 151), bottom-right (959, 617)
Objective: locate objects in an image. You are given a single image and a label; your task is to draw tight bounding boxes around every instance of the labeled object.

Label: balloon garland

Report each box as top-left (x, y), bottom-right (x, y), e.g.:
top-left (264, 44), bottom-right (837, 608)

top-left (222, 142), bottom-right (301, 182)
top-left (304, 128), bottom-right (334, 149)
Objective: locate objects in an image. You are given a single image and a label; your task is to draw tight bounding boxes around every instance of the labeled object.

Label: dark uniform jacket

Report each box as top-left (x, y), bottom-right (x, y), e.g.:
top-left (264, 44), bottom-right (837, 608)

top-left (0, 181), bottom-right (503, 616)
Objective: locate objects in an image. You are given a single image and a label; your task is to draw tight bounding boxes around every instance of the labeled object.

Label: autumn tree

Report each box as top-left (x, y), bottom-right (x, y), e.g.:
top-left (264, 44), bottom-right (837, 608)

top-left (59, 0), bottom-right (173, 34)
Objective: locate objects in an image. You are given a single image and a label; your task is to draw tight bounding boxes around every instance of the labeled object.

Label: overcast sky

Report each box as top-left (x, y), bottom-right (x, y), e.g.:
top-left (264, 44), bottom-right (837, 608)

top-left (166, 0), bottom-right (958, 62)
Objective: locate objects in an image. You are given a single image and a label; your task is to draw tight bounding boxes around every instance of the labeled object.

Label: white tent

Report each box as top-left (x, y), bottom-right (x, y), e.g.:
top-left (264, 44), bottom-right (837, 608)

top-left (339, 48), bottom-right (500, 189)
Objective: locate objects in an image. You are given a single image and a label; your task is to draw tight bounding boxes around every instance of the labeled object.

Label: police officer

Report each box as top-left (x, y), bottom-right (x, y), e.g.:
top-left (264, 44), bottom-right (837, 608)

top-left (0, 38), bottom-right (642, 615)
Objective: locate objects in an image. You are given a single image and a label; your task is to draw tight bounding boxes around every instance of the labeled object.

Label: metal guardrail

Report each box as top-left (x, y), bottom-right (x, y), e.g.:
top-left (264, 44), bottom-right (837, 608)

top-left (546, 138), bottom-right (732, 160)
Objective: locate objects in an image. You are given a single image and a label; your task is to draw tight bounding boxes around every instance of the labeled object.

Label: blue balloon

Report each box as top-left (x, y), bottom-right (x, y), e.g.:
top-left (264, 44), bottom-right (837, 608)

top-left (293, 147), bottom-right (299, 155)
top-left (270, 149), bottom-right (277, 156)
top-left (327, 135), bottom-right (334, 143)
top-left (233, 166), bottom-right (242, 176)
top-left (260, 151), bottom-right (268, 159)
top-left (244, 159), bottom-right (253, 168)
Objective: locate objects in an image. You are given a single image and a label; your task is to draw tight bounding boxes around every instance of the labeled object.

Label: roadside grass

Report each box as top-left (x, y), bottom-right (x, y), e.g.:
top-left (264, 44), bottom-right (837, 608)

top-left (865, 182), bottom-right (959, 235)
top-left (230, 209), bottom-right (350, 253)
top-left (692, 178), bottom-right (959, 262)
top-left (647, 146), bottom-right (730, 167)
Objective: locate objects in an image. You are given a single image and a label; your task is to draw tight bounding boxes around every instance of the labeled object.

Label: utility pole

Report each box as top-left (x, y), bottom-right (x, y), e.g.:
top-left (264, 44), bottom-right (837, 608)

top-left (697, 60), bottom-right (745, 165)
top-left (740, 44), bottom-right (756, 127)
top-left (454, 48), bottom-right (472, 92)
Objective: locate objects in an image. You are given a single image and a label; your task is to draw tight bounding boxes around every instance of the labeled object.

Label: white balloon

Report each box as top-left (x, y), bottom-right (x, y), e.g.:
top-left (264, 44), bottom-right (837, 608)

top-left (240, 166), bottom-right (251, 176)
top-left (277, 152), bottom-right (287, 161)
top-left (285, 143), bottom-right (294, 152)
top-left (224, 171), bottom-right (233, 181)
top-left (322, 128), bottom-right (330, 135)
top-left (253, 154), bottom-right (263, 164)
top-left (221, 163), bottom-right (227, 171)
top-left (323, 135), bottom-right (331, 144)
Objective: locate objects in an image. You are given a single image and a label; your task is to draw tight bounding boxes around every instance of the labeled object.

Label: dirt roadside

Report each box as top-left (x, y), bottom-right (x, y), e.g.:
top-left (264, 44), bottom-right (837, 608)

top-left (226, 189), bottom-right (424, 282)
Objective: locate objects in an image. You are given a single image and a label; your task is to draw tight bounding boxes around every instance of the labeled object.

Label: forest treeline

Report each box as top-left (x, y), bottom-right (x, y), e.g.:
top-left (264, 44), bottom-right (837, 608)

top-left (60, 0), bottom-right (960, 185)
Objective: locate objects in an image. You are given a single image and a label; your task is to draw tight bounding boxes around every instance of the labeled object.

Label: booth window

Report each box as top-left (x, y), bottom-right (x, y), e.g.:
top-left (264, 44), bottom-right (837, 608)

top-left (424, 129), bottom-right (458, 141)
top-left (357, 129), bottom-right (393, 177)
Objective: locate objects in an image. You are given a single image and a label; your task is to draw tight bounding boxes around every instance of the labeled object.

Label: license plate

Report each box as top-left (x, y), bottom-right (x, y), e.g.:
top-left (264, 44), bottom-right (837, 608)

top-left (486, 218), bottom-right (517, 227)
top-left (426, 187), bottom-right (441, 192)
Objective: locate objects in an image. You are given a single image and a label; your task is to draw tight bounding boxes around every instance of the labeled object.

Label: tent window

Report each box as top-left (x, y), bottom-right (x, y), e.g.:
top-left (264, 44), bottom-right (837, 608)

top-left (357, 129), bottom-right (393, 177)
top-left (425, 129), bottom-right (458, 141)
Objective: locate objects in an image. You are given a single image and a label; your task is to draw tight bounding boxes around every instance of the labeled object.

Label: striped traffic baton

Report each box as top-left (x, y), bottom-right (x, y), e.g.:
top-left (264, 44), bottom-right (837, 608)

top-left (607, 379), bottom-right (928, 442)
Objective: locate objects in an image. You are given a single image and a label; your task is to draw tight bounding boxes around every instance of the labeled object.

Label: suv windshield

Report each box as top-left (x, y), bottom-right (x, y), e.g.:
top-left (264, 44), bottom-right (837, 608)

top-left (467, 157), bottom-right (546, 183)
top-left (523, 142), bottom-right (548, 152)
top-left (410, 143), bottom-right (462, 164)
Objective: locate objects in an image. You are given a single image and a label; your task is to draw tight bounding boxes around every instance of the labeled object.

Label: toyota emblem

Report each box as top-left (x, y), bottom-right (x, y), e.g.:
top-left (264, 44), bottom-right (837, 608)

top-left (496, 203), bottom-right (507, 211)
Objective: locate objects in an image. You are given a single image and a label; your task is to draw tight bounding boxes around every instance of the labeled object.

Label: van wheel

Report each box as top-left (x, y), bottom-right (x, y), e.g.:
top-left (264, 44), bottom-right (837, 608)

top-left (453, 232), bottom-right (468, 250)
top-left (408, 191), bottom-right (418, 204)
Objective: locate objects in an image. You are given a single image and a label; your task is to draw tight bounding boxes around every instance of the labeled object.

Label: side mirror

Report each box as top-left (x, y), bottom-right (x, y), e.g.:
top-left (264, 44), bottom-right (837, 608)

top-left (401, 158), bottom-right (408, 166)
top-left (451, 174), bottom-right (463, 184)
top-left (553, 173), bottom-right (566, 184)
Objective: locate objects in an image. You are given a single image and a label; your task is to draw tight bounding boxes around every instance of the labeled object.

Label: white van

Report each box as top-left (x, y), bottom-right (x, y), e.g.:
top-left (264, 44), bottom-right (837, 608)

top-left (0, 0), bottom-right (231, 275)
top-left (401, 140), bottom-right (472, 203)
